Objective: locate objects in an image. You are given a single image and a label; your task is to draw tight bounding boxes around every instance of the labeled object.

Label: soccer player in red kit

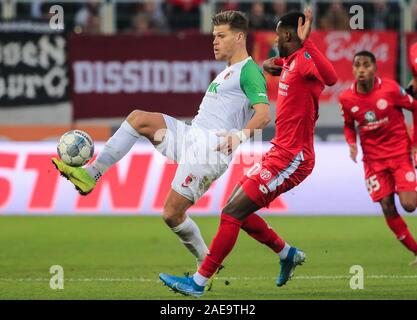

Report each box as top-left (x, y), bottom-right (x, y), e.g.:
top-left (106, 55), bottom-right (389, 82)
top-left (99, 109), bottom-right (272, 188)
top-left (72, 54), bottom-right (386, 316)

top-left (159, 9), bottom-right (337, 297)
top-left (339, 51), bottom-right (417, 266)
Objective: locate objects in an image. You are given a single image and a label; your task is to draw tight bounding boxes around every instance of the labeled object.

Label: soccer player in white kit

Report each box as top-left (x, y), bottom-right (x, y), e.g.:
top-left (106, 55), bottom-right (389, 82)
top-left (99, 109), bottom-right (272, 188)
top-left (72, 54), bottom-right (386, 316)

top-left (52, 10), bottom-right (271, 283)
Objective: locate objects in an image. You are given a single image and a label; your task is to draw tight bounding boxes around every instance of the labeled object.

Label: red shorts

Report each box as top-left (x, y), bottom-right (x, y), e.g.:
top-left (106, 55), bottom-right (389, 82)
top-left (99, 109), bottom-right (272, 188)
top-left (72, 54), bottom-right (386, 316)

top-left (364, 153), bottom-right (417, 202)
top-left (239, 146), bottom-right (314, 208)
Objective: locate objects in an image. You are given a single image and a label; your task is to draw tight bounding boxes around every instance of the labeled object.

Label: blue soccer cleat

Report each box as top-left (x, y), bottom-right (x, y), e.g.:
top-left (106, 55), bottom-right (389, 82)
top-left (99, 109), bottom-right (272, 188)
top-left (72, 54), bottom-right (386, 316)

top-left (276, 247), bottom-right (306, 287)
top-left (159, 273), bottom-right (205, 298)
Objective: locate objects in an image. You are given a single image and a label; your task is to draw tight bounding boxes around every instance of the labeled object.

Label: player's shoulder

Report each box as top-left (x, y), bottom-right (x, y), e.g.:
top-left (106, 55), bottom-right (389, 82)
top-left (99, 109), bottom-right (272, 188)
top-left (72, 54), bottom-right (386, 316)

top-left (380, 77), bottom-right (404, 95)
top-left (295, 48), bottom-right (315, 66)
top-left (240, 58), bottom-right (265, 82)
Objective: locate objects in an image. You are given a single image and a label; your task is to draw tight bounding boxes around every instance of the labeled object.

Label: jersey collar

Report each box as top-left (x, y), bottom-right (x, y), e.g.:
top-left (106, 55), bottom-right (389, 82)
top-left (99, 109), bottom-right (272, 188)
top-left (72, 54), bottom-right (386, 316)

top-left (351, 77), bottom-right (382, 95)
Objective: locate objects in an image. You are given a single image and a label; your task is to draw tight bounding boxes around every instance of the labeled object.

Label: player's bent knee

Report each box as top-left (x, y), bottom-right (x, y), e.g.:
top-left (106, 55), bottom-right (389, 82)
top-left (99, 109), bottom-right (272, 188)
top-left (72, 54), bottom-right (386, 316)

top-left (222, 202), bottom-right (244, 220)
top-left (401, 201), bottom-right (416, 213)
top-left (127, 109), bottom-right (146, 131)
top-left (162, 206), bottom-right (185, 228)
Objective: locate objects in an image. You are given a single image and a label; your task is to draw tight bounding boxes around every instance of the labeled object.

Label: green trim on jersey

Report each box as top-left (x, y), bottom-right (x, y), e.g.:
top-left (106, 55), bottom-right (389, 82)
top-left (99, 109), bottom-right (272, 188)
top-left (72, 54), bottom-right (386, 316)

top-left (240, 59), bottom-right (269, 107)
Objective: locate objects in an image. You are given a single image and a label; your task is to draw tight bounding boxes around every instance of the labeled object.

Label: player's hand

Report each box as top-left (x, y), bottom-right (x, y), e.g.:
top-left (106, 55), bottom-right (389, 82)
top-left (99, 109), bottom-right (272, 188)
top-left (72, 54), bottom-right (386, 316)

top-left (263, 57), bottom-right (282, 76)
top-left (298, 7), bottom-right (313, 43)
top-left (216, 132), bottom-right (241, 156)
top-left (349, 144), bottom-right (358, 163)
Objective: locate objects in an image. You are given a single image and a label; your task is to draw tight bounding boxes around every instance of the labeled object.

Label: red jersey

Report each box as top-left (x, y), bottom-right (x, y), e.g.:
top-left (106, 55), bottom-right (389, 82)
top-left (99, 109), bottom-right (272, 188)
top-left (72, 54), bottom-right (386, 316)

top-left (339, 77), bottom-right (417, 162)
top-left (409, 42), bottom-right (417, 77)
top-left (271, 39), bottom-right (337, 161)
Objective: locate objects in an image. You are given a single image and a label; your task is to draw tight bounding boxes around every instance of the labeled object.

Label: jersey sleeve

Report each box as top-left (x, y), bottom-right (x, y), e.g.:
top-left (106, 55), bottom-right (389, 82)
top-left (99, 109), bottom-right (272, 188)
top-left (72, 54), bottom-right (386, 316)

top-left (300, 39), bottom-right (338, 86)
top-left (391, 82), bottom-right (417, 112)
top-left (339, 95), bottom-right (357, 145)
top-left (390, 82), bottom-right (417, 146)
top-left (240, 60), bottom-right (269, 107)
top-left (410, 43), bottom-right (417, 77)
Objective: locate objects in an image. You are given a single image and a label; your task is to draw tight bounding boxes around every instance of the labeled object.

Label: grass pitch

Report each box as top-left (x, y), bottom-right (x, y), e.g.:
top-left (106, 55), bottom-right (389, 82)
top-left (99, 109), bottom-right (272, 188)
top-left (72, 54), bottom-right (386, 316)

top-left (0, 216), bottom-right (416, 300)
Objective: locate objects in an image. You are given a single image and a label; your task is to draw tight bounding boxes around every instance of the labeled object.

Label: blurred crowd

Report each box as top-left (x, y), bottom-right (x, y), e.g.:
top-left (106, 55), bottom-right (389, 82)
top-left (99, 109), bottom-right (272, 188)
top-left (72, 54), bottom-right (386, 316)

top-left (11, 0), bottom-right (417, 34)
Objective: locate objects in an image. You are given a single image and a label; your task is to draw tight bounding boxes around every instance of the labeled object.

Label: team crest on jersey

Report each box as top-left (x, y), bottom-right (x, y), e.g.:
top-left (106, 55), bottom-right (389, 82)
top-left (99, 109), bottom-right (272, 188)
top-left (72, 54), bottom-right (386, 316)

top-left (364, 111), bottom-right (377, 123)
top-left (224, 71), bottom-right (234, 80)
top-left (406, 171), bottom-right (415, 182)
top-left (351, 106), bottom-right (359, 113)
top-left (304, 52), bottom-right (311, 59)
top-left (376, 99), bottom-right (388, 110)
top-left (181, 174), bottom-right (196, 188)
top-left (260, 169), bottom-right (272, 181)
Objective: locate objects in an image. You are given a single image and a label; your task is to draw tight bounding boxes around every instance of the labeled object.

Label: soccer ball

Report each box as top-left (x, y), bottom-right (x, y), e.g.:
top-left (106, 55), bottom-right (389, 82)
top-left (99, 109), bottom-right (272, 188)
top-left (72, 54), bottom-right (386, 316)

top-left (57, 130), bottom-right (94, 167)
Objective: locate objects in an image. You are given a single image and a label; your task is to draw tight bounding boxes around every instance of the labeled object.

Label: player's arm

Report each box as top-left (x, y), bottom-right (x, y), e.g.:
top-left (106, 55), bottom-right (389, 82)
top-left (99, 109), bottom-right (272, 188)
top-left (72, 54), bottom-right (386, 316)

top-left (263, 57), bottom-right (283, 76)
top-left (216, 103), bottom-right (270, 156)
top-left (340, 99), bottom-right (358, 163)
top-left (392, 84), bottom-right (417, 155)
top-left (297, 8), bottom-right (337, 86)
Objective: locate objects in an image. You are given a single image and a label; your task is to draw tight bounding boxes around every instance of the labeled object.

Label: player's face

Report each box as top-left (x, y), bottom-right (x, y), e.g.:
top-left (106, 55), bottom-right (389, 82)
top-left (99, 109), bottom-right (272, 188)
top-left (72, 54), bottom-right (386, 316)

top-left (353, 56), bottom-right (376, 84)
top-left (275, 25), bottom-right (288, 57)
top-left (212, 24), bottom-right (241, 61)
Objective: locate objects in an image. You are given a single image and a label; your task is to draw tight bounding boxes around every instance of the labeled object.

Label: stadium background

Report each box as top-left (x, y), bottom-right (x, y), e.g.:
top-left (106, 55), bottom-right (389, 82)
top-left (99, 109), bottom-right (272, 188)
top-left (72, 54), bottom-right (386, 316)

top-left (1, 0), bottom-right (417, 300)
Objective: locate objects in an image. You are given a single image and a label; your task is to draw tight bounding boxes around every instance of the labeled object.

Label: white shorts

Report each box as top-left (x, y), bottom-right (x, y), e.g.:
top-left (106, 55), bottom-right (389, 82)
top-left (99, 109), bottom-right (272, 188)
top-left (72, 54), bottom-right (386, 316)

top-left (156, 114), bottom-right (231, 203)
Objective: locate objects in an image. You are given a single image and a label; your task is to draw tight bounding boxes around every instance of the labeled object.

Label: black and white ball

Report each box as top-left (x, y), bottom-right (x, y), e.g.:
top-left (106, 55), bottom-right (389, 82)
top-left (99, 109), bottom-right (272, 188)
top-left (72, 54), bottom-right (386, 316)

top-left (57, 130), bottom-right (94, 167)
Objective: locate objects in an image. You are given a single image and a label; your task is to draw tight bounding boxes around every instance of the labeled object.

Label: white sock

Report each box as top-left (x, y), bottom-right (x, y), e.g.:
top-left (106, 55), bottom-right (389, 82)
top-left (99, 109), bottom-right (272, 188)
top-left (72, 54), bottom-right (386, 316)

top-left (278, 243), bottom-right (291, 260)
top-left (86, 120), bottom-right (140, 181)
top-left (171, 216), bottom-right (209, 264)
top-left (193, 272), bottom-right (209, 287)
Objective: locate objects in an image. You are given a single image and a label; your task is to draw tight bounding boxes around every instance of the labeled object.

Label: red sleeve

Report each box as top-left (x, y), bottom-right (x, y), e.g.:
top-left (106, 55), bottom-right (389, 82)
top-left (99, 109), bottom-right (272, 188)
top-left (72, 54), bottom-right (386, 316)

top-left (339, 97), bottom-right (357, 145)
top-left (410, 43), bottom-right (417, 77)
top-left (391, 82), bottom-right (417, 146)
top-left (302, 39), bottom-right (338, 86)
top-left (391, 82), bottom-right (417, 112)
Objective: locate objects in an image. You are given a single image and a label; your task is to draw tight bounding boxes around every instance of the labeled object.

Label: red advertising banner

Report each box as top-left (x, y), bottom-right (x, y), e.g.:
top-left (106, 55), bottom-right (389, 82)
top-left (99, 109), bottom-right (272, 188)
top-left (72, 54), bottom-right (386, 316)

top-left (253, 31), bottom-right (398, 102)
top-left (69, 33), bottom-right (227, 120)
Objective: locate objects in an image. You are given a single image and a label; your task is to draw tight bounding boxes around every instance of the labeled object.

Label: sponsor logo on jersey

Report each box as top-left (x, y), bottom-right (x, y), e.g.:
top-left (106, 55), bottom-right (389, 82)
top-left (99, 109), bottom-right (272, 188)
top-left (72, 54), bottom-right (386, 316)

top-left (351, 106), bottom-right (359, 113)
top-left (279, 82), bottom-right (289, 90)
top-left (406, 171), bottom-right (415, 182)
top-left (224, 71), bottom-right (233, 80)
top-left (376, 99), bottom-right (388, 110)
top-left (207, 82), bottom-right (220, 94)
top-left (364, 111), bottom-right (377, 123)
top-left (260, 169), bottom-right (272, 181)
top-left (181, 174), bottom-right (196, 188)
top-left (304, 52), bottom-right (311, 59)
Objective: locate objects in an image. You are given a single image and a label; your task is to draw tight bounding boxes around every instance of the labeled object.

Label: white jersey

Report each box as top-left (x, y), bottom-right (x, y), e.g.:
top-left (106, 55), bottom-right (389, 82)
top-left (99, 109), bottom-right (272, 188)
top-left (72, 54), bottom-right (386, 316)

top-left (191, 57), bottom-right (269, 132)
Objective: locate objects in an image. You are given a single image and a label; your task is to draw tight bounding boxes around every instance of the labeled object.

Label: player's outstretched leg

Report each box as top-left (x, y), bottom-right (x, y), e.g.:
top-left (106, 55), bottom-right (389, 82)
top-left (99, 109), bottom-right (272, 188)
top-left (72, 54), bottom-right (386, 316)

top-left (381, 194), bottom-right (417, 265)
top-left (52, 110), bottom-right (166, 195)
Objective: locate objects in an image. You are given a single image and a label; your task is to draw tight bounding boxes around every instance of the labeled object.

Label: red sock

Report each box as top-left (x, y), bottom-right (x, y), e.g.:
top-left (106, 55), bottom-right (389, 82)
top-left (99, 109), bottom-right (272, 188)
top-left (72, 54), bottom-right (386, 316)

top-left (385, 215), bottom-right (417, 254)
top-left (198, 213), bottom-right (242, 278)
top-left (241, 213), bottom-right (286, 253)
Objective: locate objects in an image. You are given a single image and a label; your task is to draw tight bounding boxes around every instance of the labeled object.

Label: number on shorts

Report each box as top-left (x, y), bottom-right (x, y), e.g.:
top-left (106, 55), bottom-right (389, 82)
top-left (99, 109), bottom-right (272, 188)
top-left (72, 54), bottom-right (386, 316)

top-left (366, 175), bottom-right (380, 194)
